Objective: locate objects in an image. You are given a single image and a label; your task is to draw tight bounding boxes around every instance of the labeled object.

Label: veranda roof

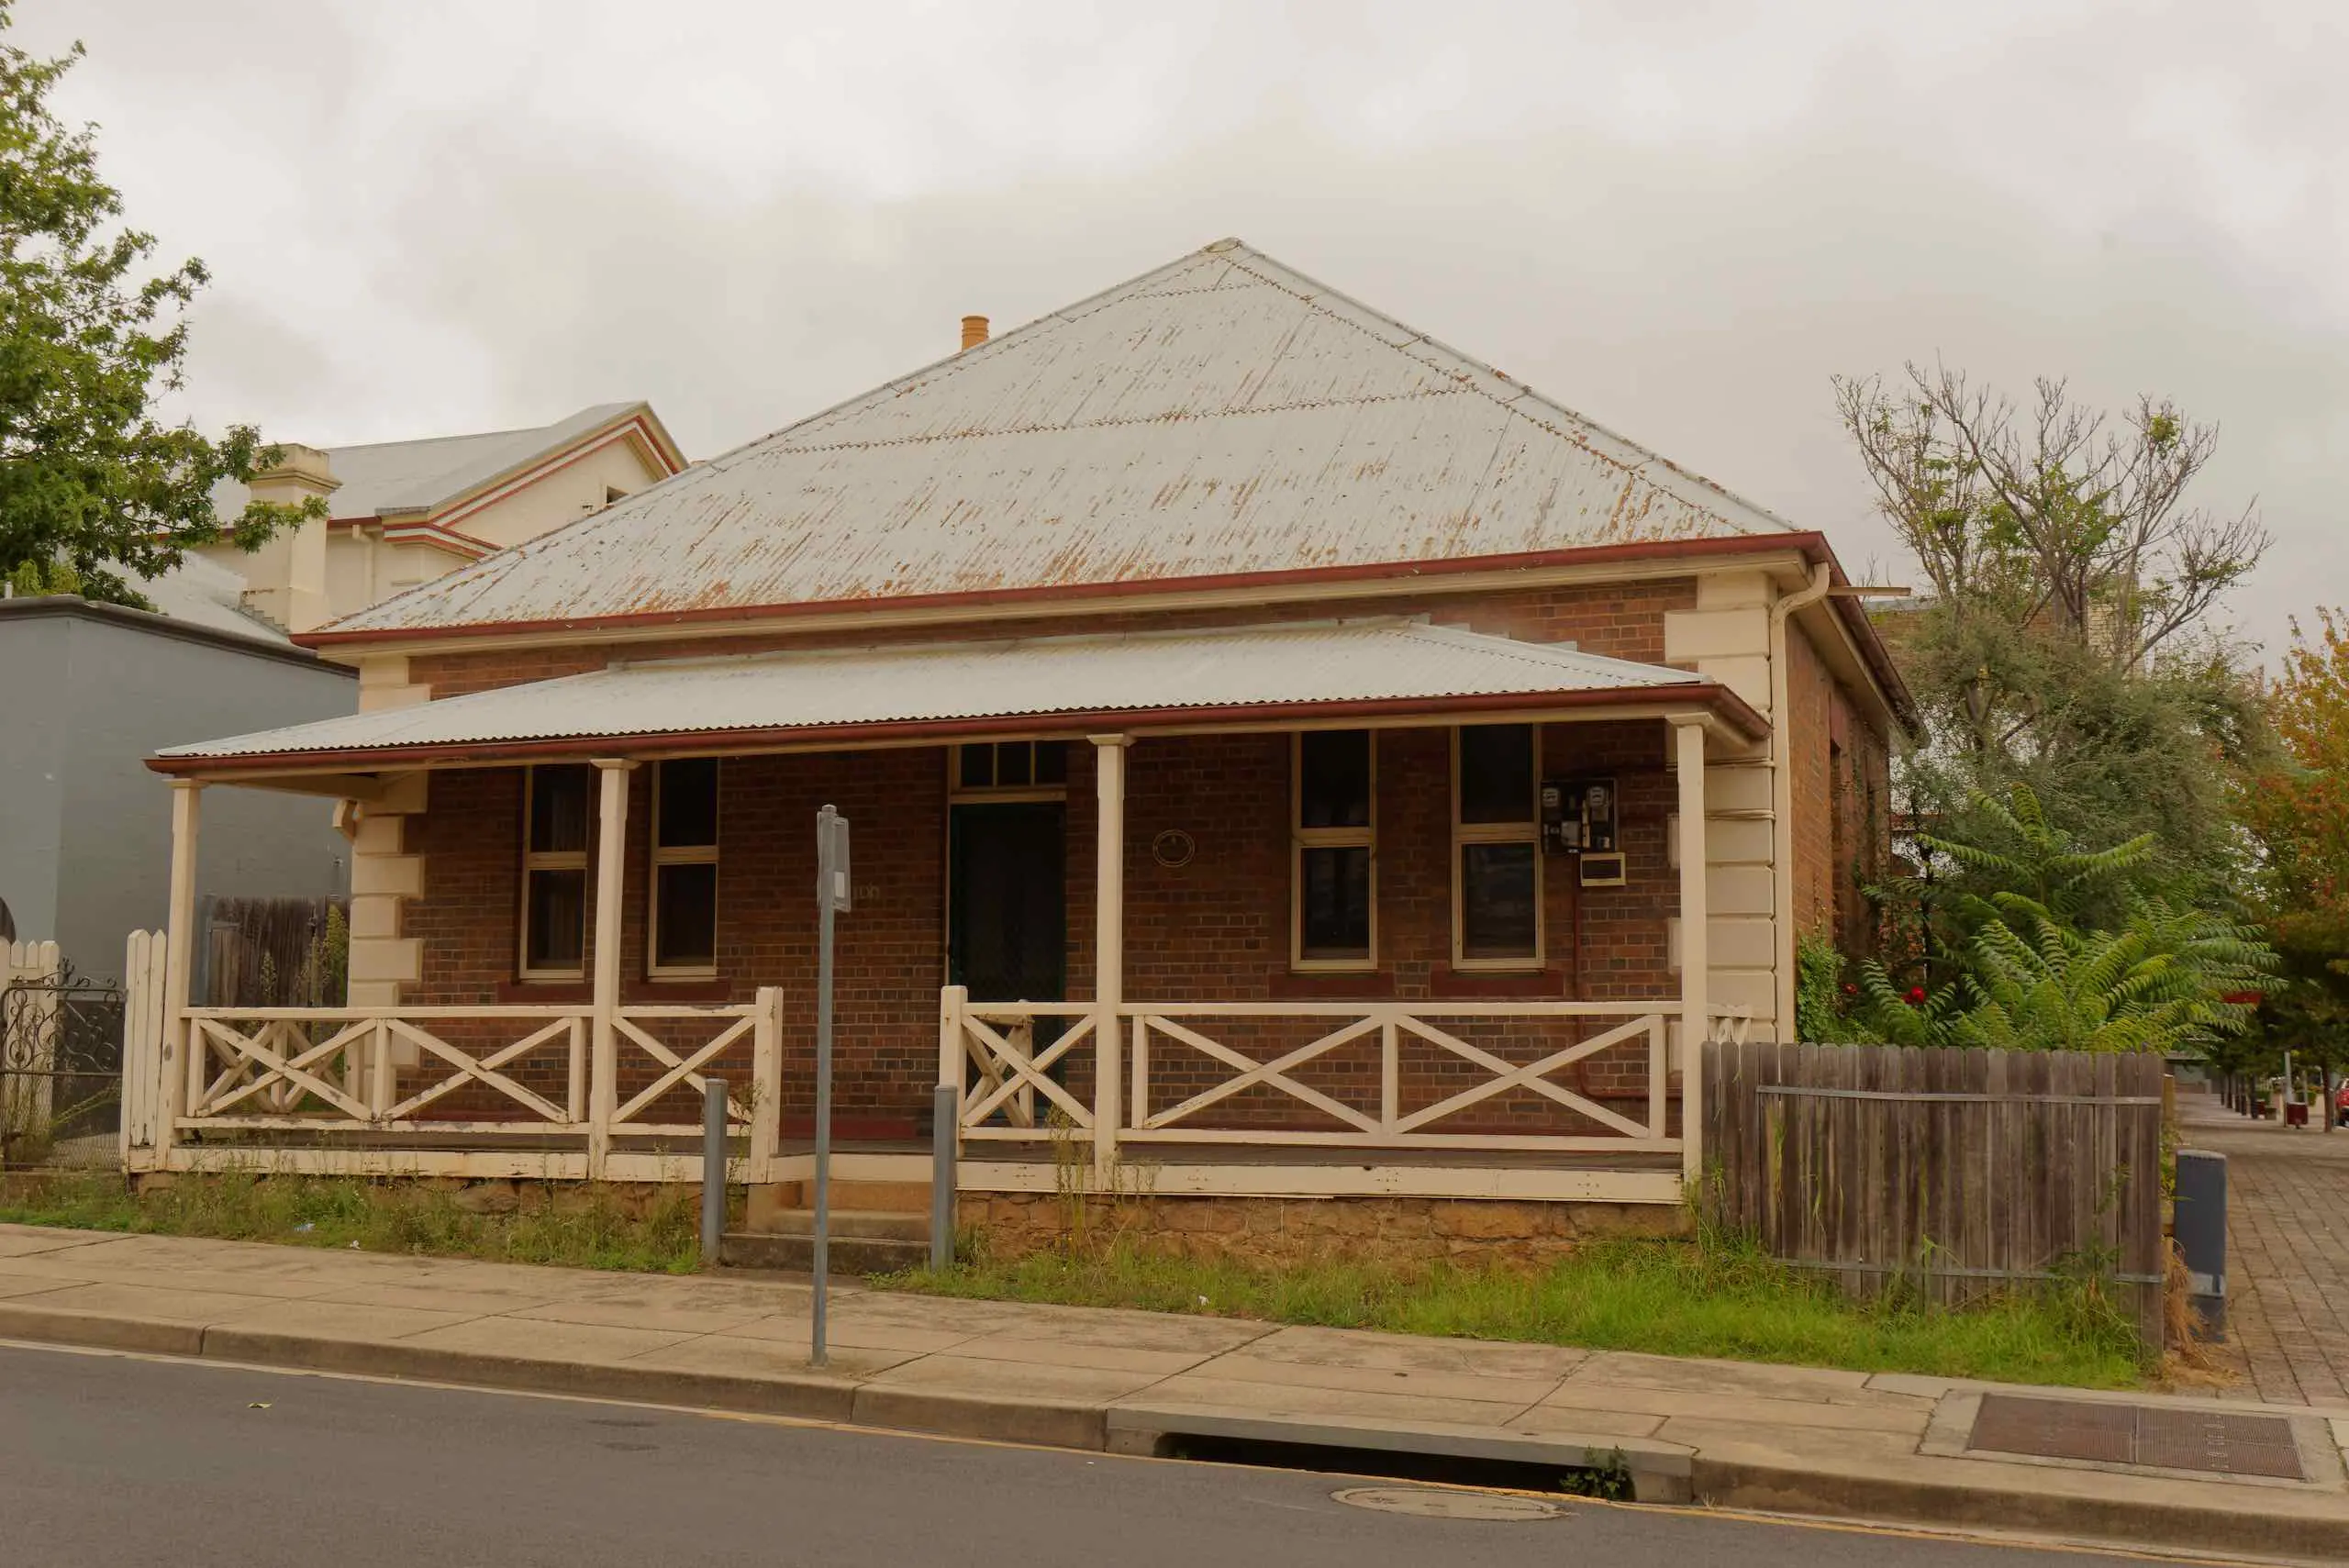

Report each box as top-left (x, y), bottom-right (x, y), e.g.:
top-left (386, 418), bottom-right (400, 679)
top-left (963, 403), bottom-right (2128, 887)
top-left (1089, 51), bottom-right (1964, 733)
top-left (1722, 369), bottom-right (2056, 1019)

top-left (152, 619), bottom-right (1764, 776)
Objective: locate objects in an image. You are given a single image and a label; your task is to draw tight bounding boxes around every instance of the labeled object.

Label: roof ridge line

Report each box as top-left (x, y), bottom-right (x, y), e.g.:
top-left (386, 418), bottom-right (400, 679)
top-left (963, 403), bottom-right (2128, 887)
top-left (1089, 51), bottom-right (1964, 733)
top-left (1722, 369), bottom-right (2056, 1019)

top-left (692, 246), bottom-right (1235, 483)
top-left (1213, 242), bottom-right (1797, 536)
top-left (771, 383), bottom-right (1468, 456)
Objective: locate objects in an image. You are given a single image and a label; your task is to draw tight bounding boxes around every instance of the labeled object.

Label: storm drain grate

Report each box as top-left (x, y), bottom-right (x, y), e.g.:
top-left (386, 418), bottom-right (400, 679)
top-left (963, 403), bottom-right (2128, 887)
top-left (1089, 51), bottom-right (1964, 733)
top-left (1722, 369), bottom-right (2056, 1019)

top-left (1968, 1394), bottom-right (2304, 1480)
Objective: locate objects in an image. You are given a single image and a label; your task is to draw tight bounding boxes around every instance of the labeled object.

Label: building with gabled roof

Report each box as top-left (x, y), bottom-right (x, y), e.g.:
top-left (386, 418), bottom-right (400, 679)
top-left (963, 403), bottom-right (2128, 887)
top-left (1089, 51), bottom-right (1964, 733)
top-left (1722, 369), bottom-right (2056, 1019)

top-left (128, 239), bottom-right (1905, 1262)
top-left (188, 401), bottom-right (685, 635)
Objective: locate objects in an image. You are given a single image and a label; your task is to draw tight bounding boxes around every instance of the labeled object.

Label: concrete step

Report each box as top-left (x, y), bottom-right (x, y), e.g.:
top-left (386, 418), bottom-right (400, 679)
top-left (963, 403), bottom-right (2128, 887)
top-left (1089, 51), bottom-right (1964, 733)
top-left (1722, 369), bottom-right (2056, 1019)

top-left (749, 1207), bottom-right (930, 1243)
top-left (718, 1229), bottom-right (930, 1276)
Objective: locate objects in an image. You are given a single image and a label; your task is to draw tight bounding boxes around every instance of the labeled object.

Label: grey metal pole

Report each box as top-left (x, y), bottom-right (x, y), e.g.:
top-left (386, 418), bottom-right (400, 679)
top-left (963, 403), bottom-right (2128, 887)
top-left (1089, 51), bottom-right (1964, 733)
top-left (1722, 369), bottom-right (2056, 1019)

top-left (930, 1082), bottom-right (957, 1271)
top-left (701, 1076), bottom-right (728, 1265)
top-left (812, 806), bottom-right (837, 1368)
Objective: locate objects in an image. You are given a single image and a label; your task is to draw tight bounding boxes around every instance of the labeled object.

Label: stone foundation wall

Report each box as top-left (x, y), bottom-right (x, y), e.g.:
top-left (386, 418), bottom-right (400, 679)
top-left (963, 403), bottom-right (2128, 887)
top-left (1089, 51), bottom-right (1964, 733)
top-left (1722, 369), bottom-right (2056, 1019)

top-left (959, 1191), bottom-right (1691, 1269)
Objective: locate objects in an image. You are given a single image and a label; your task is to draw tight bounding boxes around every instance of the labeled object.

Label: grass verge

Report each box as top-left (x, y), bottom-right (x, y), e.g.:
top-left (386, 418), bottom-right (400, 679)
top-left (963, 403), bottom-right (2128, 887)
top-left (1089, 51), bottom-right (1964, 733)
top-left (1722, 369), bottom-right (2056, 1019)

top-left (0, 1169), bottom-right (708, 1273)
top-left (878, 1227), bottom-right (2149, 1390)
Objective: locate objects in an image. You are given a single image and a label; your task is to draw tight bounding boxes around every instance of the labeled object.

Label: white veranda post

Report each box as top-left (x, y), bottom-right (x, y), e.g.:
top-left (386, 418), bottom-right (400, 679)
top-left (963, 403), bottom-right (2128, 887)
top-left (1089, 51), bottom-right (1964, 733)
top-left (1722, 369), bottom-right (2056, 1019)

top-left (1090, 734), bottom-right (1130, 1183)
top-left (162, 780), bottom-right (204, 1152)
top-left (1673, 717), bottom-right (1709, 1185)
top-left (588, 760), bottom-right (634, 1177)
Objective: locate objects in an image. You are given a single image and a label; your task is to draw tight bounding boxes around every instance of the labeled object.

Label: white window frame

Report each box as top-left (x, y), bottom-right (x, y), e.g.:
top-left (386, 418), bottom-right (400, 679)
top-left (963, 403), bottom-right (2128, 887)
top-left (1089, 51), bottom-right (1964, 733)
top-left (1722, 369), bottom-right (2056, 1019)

top-left (518, 764), bottom-right (590, 981)
top-left (648, 758), bottom-right (720, 980)
top-left (1451, 724), bottom-right (1544, 972)
top-left (1291, 729), bottom-right (1377, 973)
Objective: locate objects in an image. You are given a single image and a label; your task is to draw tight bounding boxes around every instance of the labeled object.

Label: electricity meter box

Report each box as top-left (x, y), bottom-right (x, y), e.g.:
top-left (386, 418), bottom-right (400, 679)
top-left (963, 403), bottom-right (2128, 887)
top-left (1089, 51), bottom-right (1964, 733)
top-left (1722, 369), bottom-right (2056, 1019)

top-left (1541, 777), bottom-right (1627, 887)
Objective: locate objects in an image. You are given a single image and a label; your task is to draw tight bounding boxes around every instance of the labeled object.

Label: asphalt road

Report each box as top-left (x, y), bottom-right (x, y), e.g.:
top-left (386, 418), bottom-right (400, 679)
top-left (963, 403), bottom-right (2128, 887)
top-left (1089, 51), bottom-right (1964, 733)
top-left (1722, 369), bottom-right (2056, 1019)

top-left (0, 1342), bottom-right (2198, 1568)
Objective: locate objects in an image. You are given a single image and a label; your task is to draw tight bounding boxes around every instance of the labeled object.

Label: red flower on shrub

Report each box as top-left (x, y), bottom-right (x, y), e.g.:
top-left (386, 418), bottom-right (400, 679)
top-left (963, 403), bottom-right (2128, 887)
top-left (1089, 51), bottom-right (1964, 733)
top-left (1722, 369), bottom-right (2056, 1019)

top-left (1904, 985), bottom-right (1927, 1006)
top-left (1842, 982), bottom-right (1859, 995)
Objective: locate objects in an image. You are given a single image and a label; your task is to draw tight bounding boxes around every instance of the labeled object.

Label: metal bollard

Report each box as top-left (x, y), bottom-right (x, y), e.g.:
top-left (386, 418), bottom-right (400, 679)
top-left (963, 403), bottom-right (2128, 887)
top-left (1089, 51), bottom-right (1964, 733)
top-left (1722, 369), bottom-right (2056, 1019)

top-left (701, 1077), bottom-right (728, 1267)
top-left (2175, 1148), bottom-right (2227, 1341)
top-left (931, 1083), bottom-right (958, 1271)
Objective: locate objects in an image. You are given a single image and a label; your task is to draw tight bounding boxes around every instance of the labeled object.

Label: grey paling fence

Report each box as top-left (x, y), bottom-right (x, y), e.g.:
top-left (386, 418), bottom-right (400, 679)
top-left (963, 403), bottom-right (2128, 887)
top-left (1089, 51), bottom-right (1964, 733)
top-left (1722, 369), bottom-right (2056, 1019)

top-left (1702, 1040), bottom-right (2166, 1346)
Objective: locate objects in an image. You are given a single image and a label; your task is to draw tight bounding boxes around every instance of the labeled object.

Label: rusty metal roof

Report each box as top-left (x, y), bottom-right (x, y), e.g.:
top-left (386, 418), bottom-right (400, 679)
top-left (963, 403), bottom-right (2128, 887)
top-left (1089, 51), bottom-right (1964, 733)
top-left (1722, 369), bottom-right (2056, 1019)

top-left (158, 618), bottom-right (1724, 763)
top-left (321, 239), bottom-right (1798, 639)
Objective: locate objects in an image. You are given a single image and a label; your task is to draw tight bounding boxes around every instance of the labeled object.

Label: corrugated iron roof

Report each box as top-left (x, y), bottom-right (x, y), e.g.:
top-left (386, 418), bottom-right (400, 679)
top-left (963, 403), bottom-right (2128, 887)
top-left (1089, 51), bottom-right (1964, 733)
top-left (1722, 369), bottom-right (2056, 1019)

top-left (159, 618), bottom-right (1713, 762)
top-left (209, 403), bottom-right (656, 523)
top-left (322, 239), bottom-right (1798, 639)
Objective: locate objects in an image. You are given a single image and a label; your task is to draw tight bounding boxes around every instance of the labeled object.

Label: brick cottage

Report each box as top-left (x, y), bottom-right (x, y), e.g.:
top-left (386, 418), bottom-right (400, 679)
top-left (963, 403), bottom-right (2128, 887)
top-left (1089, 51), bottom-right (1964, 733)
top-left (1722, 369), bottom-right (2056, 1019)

top-left (132, 239), bottom-right (1906, 1260)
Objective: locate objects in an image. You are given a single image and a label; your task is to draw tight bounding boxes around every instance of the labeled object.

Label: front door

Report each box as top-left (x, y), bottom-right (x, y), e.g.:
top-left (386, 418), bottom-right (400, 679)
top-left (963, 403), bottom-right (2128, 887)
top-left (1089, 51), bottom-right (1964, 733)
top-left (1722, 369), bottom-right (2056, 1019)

top-left (948, 802), bottom-right (1066, 1003)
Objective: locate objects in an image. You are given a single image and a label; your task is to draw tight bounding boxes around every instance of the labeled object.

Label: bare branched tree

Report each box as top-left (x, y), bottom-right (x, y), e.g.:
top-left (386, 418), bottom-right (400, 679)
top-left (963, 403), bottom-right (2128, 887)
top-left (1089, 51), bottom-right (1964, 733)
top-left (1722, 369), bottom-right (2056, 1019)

top-left (1832, 364), bottom-right (2268, 669)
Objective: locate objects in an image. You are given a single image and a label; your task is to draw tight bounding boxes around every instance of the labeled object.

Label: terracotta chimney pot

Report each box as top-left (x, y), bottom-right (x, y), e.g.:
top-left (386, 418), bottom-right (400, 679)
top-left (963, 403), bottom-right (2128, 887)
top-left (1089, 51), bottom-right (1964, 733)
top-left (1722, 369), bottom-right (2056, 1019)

top-left (961, 315), bottom-right (989, 351)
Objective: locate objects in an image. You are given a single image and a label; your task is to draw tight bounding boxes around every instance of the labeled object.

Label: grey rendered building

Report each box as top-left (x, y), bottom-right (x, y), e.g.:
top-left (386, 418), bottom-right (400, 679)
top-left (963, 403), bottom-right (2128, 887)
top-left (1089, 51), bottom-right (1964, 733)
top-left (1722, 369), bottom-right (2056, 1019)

top-left (0, 580), bottom-right (355, 984)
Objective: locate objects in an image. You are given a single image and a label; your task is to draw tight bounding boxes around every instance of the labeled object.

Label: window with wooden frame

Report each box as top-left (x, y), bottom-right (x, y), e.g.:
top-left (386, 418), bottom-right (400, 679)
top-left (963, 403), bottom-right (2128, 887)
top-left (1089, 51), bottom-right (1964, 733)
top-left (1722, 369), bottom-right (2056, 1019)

top-left (1292, 730), bottom-right (1375, 969)
top-left (952, 740), bottom-right (1068, 796)
top-left (1453, 724), bottom-right (1542, 968)
top-left (519, 764), bottom-right (592, 979)
top-left (649, 758), bottom-right (720, 976)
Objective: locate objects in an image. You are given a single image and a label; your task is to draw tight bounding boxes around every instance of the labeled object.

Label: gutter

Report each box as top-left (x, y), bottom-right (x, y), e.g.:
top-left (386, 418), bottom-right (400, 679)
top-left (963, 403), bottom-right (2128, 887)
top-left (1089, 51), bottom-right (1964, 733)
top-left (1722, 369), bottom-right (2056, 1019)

top-left (296, 532), bottom-right (1842, 651)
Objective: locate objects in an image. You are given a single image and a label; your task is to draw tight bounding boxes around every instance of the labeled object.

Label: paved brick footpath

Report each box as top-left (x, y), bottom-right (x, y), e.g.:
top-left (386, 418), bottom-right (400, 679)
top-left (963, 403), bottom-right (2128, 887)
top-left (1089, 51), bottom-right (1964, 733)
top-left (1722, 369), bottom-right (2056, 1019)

top-left (2180, 1089), bottom-right (2349, 1405)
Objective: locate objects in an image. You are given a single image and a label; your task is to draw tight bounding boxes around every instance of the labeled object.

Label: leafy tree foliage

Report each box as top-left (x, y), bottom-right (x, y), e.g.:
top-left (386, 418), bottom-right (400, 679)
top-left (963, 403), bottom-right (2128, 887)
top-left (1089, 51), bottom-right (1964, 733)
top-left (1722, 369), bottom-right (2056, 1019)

top-left (2241, 609), bottom-right (2349, 1079)
top-left (0, 5), bottom-right (315, 606)
top-left (1838, 365), bottom-right (2271, 910)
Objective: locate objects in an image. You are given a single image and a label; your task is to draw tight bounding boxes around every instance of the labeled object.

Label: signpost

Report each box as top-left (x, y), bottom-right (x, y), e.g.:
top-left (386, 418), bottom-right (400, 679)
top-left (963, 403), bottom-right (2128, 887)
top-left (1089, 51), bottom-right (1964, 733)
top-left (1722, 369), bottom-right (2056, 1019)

top-left (810, 806), bottom-right (851, 1367)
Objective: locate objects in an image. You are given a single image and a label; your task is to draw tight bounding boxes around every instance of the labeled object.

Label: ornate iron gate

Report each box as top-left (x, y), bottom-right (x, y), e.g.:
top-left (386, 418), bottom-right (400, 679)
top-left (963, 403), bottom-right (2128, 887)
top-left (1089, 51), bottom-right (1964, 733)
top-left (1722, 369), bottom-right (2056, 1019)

top-left (1, 971), bottom-right (127, 1168)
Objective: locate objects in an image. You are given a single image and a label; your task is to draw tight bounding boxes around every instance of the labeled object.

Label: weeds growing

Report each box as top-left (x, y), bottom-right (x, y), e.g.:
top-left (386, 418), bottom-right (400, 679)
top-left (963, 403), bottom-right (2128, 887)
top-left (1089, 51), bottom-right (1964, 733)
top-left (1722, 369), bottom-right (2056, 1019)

top-left (0, 1169), bottom-right (711, 1273)
top-left (880, 1220), bottom-right (2148, 1389)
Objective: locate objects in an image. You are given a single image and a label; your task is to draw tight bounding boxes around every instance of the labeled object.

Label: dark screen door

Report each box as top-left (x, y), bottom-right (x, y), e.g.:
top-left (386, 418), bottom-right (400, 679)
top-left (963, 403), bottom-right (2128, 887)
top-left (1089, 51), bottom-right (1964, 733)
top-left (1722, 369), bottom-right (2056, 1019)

top-left (948, 803), bottom-right (1066, 1002)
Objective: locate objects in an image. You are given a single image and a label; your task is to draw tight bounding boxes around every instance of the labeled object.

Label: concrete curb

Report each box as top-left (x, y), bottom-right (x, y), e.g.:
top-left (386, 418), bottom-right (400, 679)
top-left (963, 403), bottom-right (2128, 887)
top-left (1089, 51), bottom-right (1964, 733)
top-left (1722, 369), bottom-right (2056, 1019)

top-left (1693, 1456), bottom-right (2349, 1562)
top-left (6, 1298), bottom-right (2347, 1561)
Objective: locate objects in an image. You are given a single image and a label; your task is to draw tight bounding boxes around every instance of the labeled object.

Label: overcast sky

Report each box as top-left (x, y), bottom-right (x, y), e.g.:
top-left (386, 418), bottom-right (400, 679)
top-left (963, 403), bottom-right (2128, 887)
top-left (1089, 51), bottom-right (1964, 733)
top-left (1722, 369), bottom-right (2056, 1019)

top-left (21, 0), bottom-right (2345, 652)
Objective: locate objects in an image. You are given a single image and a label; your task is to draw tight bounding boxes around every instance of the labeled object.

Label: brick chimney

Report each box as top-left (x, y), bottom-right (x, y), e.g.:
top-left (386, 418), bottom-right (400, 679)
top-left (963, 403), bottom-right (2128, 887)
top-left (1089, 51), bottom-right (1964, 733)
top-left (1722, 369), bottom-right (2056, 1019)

top-left (960, 315), bottom-right (989, 351)
top-left (239, 444), bottom-right (340, 632)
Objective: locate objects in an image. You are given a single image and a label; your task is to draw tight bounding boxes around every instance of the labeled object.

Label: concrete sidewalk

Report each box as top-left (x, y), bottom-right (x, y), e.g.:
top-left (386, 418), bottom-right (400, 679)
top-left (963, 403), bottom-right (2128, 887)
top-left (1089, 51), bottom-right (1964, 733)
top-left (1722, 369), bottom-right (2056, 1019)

top-left (2178, 1087), bottom-right (2349, 1407)
top-left (4, 1223), bottom-right (2347, 1562)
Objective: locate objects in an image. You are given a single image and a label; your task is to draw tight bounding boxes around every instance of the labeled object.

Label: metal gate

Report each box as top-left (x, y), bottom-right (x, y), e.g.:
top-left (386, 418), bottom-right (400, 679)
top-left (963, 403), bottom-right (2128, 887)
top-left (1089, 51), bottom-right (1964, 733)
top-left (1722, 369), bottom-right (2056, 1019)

top-left (1, 971), bottom-right (127, 1169)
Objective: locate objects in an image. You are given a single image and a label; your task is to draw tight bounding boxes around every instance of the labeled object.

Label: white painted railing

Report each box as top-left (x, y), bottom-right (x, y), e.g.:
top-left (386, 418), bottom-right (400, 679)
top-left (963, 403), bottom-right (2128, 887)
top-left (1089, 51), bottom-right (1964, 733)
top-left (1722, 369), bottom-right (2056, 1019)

top-left (182, 1006), bottom-right (589, 1135)
top-left (937, 986), bottom-right (1681, 1162)
top-left (121, 930), bottom-right (783, 1183)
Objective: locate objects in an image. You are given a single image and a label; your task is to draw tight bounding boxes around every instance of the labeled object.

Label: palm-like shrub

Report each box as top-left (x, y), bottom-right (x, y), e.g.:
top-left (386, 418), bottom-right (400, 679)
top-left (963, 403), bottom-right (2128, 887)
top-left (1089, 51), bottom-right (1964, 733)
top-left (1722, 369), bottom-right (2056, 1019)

top-left (1855, 895), bottom-right (2273, 1054)
top-left (1854, 784), bottom-right (2276, 1053)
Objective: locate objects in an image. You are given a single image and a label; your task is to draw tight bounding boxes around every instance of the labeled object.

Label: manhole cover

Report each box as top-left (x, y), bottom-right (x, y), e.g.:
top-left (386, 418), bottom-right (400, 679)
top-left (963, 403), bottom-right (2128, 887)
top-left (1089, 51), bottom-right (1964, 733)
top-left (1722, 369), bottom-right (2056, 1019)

top-left (1331, 1487), bottom-right (1563, 1521)
top-left (1969, 1395), bottom-right (2304, 1480)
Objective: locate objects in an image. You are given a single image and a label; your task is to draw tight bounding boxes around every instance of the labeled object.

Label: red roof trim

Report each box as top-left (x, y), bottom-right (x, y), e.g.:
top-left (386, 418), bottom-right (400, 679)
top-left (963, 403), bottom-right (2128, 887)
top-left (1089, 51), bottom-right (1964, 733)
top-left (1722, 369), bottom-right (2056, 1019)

top-left (148, 682), bottom-right (1768, 777)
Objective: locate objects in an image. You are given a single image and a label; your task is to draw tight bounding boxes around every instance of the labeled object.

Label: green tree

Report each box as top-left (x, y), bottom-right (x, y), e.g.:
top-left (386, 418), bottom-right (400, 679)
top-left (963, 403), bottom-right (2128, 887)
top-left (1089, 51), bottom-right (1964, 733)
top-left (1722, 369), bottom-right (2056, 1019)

top-left (0, 5), bottom-right (316, 606)
top-left (1838, 365), bottom-right (2271, 901)
top-left (2241, 609), bottom-right (2349, 1097)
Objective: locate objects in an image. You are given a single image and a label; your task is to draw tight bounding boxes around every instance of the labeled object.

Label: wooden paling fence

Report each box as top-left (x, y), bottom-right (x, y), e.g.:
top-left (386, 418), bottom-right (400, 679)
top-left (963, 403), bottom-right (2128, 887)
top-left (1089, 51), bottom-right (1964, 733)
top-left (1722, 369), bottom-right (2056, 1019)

top-left (1702, 1040), bottom-right (2165, 1346)
top-left (200, 896), bottom-right (347, 1009)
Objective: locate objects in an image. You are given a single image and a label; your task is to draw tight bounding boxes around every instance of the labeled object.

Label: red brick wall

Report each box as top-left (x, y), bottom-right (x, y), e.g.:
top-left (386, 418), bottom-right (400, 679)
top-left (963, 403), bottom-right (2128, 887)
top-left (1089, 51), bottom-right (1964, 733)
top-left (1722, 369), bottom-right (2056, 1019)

top-left (407, 579), bottom-right (1698, 699)
top-left (395, 722), bottom-right (1680, 1134)
top-left (386, 576), bottom-right (1703, 1135)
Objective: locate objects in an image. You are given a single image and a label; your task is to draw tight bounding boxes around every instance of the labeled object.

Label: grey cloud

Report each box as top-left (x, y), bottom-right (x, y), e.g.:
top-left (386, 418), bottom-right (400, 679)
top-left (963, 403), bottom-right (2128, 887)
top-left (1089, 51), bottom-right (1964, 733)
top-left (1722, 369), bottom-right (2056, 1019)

top-left (22, 0), bottom-right (2344, 651)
